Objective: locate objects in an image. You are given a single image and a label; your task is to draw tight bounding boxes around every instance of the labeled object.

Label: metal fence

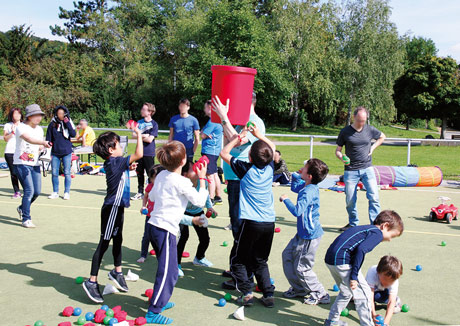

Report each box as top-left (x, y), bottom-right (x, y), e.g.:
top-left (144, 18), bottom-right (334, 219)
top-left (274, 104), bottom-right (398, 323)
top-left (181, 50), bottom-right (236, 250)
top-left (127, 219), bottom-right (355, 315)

top-left (2, 125), bottom-right (460, 166)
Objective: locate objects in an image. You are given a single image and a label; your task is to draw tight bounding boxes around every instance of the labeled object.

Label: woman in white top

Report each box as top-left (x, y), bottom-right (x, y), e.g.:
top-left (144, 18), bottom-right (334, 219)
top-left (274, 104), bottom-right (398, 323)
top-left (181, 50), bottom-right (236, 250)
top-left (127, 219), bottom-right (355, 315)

top-left (3, 108), bottom-right (22, 198)
top-left (13, 104), bottom-right (52, 228)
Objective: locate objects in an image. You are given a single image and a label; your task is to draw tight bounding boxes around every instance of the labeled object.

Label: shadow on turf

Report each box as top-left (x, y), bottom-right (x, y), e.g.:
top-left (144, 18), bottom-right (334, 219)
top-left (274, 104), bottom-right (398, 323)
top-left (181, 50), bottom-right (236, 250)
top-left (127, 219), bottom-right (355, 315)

top-left (0, 187), bottom-right (18, 197)
top-left (0, 214), bottom-right (22, 227)
top-left (70, 188), bottom-right (107, 196)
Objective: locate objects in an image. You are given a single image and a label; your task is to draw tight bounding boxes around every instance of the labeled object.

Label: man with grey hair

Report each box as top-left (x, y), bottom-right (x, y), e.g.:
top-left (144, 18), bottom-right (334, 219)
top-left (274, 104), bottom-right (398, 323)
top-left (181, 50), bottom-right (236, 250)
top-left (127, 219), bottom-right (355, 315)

top-left (335, 107), bottom-right (386, 231)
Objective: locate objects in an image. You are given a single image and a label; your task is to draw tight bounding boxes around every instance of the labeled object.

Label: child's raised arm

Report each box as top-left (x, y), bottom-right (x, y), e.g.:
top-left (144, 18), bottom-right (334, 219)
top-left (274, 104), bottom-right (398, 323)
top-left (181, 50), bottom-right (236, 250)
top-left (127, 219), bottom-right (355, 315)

top-left (248, 123), bottom-right (275, 153)
top-left (128, 124), bottom-right (143, 164)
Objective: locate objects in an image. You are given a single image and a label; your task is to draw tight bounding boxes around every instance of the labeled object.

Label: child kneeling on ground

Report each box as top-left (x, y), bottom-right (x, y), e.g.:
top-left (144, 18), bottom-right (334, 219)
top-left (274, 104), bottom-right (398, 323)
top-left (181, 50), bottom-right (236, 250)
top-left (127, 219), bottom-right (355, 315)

top-left (280, 158), bottom-right (330, 305)
top-left (366, 255), bottom-right (403, 326)
top-left (220, 122), bottom-right (277, 308)
top-left (324, 210), bottom-right (404, 326)
top-left (145, 141), bottom-right (208, 324)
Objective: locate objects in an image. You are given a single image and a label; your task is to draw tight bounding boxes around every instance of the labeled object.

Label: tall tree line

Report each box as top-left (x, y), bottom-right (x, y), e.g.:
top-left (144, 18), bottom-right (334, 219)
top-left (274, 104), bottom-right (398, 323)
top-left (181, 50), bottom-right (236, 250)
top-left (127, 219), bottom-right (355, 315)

top-left (0, 0), bottom-right (458, 134)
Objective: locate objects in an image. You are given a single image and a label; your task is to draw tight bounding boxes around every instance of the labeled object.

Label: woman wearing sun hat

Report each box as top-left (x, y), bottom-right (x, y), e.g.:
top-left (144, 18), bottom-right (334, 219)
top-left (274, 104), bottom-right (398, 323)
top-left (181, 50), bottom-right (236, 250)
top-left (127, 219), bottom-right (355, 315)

top-left (13, 104), bottom-right (52, 228)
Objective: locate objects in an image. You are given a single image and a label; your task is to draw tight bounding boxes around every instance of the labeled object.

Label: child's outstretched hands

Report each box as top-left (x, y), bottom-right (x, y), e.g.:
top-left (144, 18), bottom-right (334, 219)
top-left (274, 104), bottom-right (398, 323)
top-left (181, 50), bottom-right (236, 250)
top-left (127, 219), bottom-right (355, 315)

top-left (211, 95), bottom-right (230, 119)
top-left (207, 207), bottom-right (218, 217)
top-left (279, 194), bottom-right (288, 202)
top-left (247, 122), bottom-right (262, 139)
top-left (196, 160), bottom-right (208, 179)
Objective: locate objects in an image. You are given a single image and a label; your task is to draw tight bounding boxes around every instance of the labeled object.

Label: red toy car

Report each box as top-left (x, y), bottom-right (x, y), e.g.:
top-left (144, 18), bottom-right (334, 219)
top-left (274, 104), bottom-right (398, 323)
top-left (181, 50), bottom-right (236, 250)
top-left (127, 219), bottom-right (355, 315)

top-left (430, 197), bottom-right (458, 224)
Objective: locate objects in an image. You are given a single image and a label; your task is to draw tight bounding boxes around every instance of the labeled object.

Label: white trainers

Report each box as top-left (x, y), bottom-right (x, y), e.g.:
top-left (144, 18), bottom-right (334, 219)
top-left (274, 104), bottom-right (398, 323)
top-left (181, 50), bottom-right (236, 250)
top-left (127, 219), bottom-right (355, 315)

top-left (22, 220), bottom-right (36, 228)
top-left (193, 257), bottom-right (213, 267)
top-left (131, 193), bottom-right (144, 200)
top-left (48, 192), bottom-right (59, 199)
top-left (137, 257), bottom-right (146, 263)
top-left (178, 265), bottom-right (184, 277)
top-left (63, 193), bottom-right (70, 200)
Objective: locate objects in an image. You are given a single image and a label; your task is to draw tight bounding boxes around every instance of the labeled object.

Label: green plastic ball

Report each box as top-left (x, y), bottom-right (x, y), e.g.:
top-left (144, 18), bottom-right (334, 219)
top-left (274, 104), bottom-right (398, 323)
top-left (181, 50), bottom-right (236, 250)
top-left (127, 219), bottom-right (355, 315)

top-left (104, 316), bottom-right (112, 325)
top-left (222, 241), bottom-right (228, 247)
top-left (75, 276), bottom-right (84, 284)
top-left (441, 241), bottom-right (447, 246)
top-left (340, 308), bottom-right (349, 316)
top-left (224, 293), bottom-right (232, 301)
top-left (401, 304), bottom-right (409, 312)
top-left (224, 188), bottom-right (228, 194)
top-left (106, 309), bottom-right (114, 317)
top-left (34, 321), bottom-right (44, 326)
top-left (77, 315), bottom-right (86, 325)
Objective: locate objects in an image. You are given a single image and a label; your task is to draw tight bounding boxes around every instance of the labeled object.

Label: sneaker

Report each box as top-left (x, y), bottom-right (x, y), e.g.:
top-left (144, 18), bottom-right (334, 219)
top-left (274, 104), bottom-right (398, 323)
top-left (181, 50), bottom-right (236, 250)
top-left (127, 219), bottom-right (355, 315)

top-left (108, 269), bottom-right (129, 292)
top-left (193, 256), bottom-right (213, 267)
top-left (178, 265), bottom-right (184, 277)
top-left (22, 220), bottom-right (36, 228)
top-left (324, 320), bottom-right (348, 326)
top-left (304, 293), bottom-right (331, 305)
top-left (17, 206), bottom-right (23, 220)
top-left (272, 182), bottom-right (280, 187)
top-left (222, 279), bottom-right (236, 290)
top-left (237, 293), bottom-right (254, 306)
top-left (63, 192), bottom-right (70, 200)
top-left (339, 224), bottom-right (352, 232)
top-left (283, 287), bottom-right (308, 298)
top-left (260, 295), bottom-right (275, 308)
top-left (12, 192), bottom-right (21, 199)
top-left (82, 279), bottom-right (104, 303)
top-left (224, 223), bottom-right (232, 231)
top-left (393, 296), bottom-right (402, 314)
top-left (137, 257), bottom-right (146, 263)
top-left (214, 196), bottom-right (223, 204)
top-left (222, 270), bottom-right (232, 278)
top-left (48, 192), bottom-right (59, 199)
top-left (131, 193), bottom-right (144, 200)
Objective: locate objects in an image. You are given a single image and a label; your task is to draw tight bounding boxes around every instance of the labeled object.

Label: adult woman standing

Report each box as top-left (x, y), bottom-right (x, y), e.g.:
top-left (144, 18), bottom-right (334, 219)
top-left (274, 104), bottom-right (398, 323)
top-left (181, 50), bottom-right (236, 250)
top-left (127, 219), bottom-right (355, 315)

top-left (46, 105), bottom-right (76, 200)
top-left (3, 108), bottom-right (23, 198)
top-left (14, 104), bottom-right (51, 228)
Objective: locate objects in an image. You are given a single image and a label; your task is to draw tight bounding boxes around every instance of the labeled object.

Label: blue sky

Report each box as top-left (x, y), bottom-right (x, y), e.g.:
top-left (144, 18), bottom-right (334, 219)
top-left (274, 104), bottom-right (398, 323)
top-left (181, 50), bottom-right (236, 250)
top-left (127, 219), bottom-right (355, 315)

top-left (0, 0), bottom-right (459, 61)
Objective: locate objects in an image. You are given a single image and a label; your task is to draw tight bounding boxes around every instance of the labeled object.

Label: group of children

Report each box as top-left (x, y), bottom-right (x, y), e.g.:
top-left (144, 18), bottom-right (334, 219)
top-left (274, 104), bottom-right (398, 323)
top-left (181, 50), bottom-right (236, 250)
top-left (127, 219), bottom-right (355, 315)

top-left (82, 96), bottom-right (405, 326)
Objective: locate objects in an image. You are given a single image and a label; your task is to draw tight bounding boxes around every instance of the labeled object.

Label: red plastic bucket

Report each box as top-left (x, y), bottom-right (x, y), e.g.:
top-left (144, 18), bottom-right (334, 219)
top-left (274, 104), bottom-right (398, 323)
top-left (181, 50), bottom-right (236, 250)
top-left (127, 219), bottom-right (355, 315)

top-left (211, 65), bottom-right (257, 125)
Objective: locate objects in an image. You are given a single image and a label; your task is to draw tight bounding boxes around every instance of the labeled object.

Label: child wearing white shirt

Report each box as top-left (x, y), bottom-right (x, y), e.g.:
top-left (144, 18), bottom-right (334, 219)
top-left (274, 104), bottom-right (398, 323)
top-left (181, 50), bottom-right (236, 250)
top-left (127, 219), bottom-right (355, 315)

top-left (366, 255), bottom-right (403, 326)
top-left (145, 140), bottom-right (208, 325)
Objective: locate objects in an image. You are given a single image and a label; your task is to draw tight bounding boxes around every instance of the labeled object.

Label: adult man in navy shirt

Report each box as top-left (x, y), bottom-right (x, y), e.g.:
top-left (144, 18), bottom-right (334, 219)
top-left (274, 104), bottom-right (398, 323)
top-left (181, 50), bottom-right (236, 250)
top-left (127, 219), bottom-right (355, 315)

top-left (131, 103), bottom-right (159, 200)
top-left (168, 98), bottom-right (200, 161)
top-left (335, 107), bottom-right (386, 231)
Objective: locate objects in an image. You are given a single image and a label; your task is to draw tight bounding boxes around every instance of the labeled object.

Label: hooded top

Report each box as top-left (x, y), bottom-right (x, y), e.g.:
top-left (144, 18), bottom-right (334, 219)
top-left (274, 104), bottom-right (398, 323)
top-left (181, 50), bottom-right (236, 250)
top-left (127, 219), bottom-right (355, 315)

top-left (46, 105), bottom-right (76, 157)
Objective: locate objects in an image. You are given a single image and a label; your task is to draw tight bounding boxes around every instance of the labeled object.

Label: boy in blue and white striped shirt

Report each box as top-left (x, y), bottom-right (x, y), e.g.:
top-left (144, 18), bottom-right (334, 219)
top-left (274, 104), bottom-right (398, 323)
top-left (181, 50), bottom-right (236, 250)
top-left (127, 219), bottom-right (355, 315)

top-left (280, 158), bottom-right (330, 305)
top-left (324, 210), bottom-right (404, 326)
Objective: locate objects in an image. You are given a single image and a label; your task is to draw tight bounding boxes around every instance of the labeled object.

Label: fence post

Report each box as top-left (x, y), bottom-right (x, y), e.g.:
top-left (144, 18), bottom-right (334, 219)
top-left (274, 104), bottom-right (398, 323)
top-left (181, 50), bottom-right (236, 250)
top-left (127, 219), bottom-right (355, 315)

top-left (310, 136), bottom-right (314, 159)
top-left (406, 139), bottom-right (411, 166)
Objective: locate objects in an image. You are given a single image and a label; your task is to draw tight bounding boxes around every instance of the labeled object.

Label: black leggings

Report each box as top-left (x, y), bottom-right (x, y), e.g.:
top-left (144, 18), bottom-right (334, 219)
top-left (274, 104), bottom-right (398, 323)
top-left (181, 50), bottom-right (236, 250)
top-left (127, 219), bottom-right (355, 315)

top-left (177, 213), bottom-right (210, 264)
top-left (90, 205), bottom-right (124, 276)
top-left (136, 156), bottom-right (155, 193)
top-left (4, 153), bottom-right (20, 193)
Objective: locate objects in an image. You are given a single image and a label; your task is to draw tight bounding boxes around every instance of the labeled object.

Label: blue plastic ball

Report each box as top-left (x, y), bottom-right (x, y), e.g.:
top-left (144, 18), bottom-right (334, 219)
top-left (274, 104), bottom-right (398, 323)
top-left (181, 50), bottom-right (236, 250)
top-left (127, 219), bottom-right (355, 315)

top-left (101, 305), bottom-right (109, 311)
top-left (73, 307), bottom-right (82, 316)
top-left (374, 292), bottom-right (381, 301)
top-left (85, 312), bottom-right (95, 321)
top-left (270, 278), bottom-right (275, 285)
top-left (376, 315), bottom-right (384, 322)
top-left (142, 208), bottom-right (148, 215)
top-left (218, 298), bottom-right (227, 307)
top-left (332, 284), bottom-right (339, 292)
top-left (416, 265), bottom-right (422, 271)
top-left (109, 318), bottom-right (119, 325)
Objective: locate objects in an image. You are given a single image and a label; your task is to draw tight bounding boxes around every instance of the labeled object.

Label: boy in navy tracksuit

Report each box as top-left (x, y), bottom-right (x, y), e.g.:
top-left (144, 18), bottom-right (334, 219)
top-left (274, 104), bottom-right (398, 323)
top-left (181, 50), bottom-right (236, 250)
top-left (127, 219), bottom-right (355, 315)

top-left (280, 158), bottom-right (330, 305)
top-left (82, 126), bottom-right (143, 303)
top-left (323, 210), bottom-right (404, 326)
top-left (220, 123), bottom-right (277, 308)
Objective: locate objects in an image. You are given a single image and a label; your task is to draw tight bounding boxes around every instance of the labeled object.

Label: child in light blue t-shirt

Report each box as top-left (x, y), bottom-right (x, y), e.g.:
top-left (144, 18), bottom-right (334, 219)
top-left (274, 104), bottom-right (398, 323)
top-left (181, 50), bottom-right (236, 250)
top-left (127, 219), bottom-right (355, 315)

top-left (220, 123), bottom-right (277, 308)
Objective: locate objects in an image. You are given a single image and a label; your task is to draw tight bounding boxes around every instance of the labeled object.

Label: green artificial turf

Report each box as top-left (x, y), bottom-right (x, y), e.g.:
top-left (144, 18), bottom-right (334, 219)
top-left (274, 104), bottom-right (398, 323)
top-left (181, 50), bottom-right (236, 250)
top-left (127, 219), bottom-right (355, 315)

top-left (0, 174), bottom-right (459, 325)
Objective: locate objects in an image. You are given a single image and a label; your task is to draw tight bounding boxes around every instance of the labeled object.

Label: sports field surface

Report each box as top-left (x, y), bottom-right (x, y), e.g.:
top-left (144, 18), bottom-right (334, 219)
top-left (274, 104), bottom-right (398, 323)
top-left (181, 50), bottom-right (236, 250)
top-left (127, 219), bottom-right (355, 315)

top-left (1, 174), bottom-right (460, 325)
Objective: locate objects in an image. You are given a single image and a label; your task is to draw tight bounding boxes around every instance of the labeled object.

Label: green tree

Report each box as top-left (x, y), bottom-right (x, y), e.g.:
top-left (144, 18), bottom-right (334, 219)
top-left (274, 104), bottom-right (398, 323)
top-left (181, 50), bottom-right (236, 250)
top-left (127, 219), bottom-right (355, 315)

top-left (336, 0), bottom-right (405, 125)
